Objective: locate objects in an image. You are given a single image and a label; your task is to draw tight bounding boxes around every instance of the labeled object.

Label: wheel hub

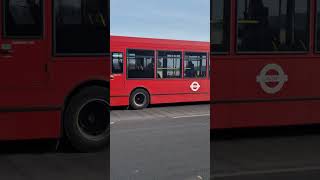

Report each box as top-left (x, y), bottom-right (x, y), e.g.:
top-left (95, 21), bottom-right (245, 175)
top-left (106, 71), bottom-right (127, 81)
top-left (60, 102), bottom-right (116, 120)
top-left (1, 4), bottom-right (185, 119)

top-left (135, 93), bottom-right (145, 105)
top-left (78, 99), bottom-right (109, 138)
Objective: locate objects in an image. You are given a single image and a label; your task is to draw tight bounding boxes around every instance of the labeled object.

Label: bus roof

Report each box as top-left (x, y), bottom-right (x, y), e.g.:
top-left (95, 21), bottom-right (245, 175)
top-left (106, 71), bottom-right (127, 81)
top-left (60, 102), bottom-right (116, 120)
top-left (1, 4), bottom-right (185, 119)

top-left (111, 35), bottom-right (209, 52)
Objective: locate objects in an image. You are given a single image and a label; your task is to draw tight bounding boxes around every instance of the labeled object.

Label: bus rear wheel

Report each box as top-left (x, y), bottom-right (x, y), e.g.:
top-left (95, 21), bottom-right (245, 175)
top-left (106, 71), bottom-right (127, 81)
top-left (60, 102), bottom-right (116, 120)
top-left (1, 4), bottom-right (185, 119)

top-left (130, 89), bottom-right (150, 110)
top-left (64, 86), bottom-right (110, 152)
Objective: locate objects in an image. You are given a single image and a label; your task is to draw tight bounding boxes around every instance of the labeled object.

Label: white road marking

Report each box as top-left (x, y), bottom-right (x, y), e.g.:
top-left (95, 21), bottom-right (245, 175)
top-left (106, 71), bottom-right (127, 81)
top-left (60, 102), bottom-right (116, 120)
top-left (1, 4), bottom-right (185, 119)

top-left (213, 166), bottom-right (320, 178)
top-left (172, 114), bottom-right (210, 119)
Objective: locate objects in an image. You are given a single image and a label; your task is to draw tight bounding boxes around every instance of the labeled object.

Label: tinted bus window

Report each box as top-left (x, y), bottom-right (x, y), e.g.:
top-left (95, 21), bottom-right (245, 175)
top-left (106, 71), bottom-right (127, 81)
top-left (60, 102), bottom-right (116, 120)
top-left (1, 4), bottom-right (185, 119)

top-left (237, 0), bottom-right (309, 52)
top-left (112, 52), bottom-right (123, 74)
top-left (127, 49), bottom-right (155, 79)
top-left (184, 52), bottom-right (207, 78)
top-left (54, 0), bottom-right (109, 55)
top-left (157, 51), bottom-right (182, 79)
top-left (208, 56), bottom-right (211, 78)
top-left (211, 0), bottom-right (230, 53)
top-left (316, 0), bottom-right (320, 51)
top-left (4, 0), bottom-right (43, 38)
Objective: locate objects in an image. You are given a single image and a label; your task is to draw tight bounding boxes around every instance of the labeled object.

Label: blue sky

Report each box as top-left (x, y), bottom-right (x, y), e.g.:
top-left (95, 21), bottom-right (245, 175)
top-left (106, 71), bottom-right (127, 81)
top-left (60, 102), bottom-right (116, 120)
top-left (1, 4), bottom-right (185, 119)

top-left (111, 0), bottom-right (209, 42)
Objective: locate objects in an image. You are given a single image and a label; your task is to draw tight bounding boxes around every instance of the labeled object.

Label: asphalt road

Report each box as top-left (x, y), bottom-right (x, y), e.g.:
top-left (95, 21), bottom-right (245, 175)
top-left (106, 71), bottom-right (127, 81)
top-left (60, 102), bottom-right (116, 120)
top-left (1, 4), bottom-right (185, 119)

top-left (212, 127), bottom-right (320, 180)
top-left (5, 104), bottom-right (319, 180)
top-left (111, 104), bottom-right (210, 180)
top-left (0, 141), bottom-right (109, 180)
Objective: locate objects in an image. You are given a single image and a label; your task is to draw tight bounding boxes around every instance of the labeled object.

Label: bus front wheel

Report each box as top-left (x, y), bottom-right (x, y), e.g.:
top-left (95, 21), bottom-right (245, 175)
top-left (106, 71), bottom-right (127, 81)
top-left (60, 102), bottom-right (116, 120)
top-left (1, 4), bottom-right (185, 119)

top-left (64, 86), bottom-right (110, 152)
top-left (130, 89), bottom-right (150, 110)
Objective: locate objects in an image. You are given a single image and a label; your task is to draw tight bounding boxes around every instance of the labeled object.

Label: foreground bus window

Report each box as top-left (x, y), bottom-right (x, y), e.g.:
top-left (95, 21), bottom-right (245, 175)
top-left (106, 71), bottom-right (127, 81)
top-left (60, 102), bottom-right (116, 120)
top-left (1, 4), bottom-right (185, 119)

top-left (4, 0), bottom-right (43, 37)
top-left (237, 0), bottom-right (309, 52)
top-left (110, 36), bottom-right (210, 110)
top-left (54, 0), bottom-right (109, 55)
top-left (211, 0), bottom-right (230, 53)
top-left (316, 1), bottom-right (320, 51)
top-left (0, 0), bottom-right (110, 152)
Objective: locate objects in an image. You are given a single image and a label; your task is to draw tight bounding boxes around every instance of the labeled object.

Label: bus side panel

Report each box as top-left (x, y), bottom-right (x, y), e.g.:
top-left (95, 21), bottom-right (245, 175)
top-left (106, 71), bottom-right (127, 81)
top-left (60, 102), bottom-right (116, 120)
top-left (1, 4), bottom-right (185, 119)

top-left (211, 102), bottom-right (314, 129)
top-left (210, 104), bottom-right (231, 129)
top-left (0, 111), bottom-right (60, 140)
top-left (110, 96), bottom-right (129, 106)
top-left (0, 59), bottom-right (109, 140)
top-left (212, 57), bottom-right (313, 100)
top-left (152, 93), bottom-right (209, 104)
top-left (124, 79), bottom-right (210, 105)
top-left (211, 57), bottom-right (319, 128)
top-left (49, 59), bottom-right (109, 105)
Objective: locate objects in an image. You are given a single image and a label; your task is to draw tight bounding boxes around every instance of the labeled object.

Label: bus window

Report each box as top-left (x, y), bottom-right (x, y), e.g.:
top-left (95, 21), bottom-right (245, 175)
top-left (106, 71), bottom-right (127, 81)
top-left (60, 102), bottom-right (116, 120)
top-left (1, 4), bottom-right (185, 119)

top-left (127, 49), bottom-right (155, 79)
top-left (4, 0), bottom-right (43, 38)
top-left (237, 0), bottom-right (309, 52)
top-left (184, 52), bottom-right (207, 78)
top-left (112, 52), bottom-right (123, 74)
top-left (54, 0), bottom-right (109, 55)
top-left (211, 0), bottom-right (230, 53)
top-left (208, 55), bottom-right (210, 78)
top-left (316, 0), bottom-right (320, 51)
top-left (157, 51), bottom-right (182, 79)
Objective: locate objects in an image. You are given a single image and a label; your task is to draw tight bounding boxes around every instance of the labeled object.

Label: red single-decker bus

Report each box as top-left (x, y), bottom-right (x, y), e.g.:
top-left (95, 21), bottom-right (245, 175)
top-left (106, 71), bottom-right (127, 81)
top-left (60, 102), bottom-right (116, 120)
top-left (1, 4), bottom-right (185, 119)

top-left (111, 36), bottom-right (210, 109)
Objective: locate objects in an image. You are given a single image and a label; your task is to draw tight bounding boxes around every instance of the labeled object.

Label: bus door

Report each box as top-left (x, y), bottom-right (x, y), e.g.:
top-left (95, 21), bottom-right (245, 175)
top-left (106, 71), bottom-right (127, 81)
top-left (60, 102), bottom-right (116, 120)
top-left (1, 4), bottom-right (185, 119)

top-left (0, 0), bottom-right (47, 91)
top-left (111, 52), bottom-right (125, 91)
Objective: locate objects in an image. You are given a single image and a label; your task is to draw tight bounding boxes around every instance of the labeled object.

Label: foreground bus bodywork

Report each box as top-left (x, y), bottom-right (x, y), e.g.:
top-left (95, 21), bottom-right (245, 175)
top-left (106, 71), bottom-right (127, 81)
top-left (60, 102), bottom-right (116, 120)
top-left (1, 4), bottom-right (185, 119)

top-left (111, 36), bottom-right (210, 109)
top-left (0, 0), bottom-right (110, 152)
top-left (211, 0), bottom-right (320, 129)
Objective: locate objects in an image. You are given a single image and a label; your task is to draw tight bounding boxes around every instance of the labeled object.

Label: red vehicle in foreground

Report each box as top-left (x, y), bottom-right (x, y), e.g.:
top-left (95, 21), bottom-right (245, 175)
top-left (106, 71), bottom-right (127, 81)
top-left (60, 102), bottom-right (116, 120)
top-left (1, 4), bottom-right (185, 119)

top-left (211, 0), bottom-right (320, 129)
top-left (0, 0), bottom-right (110, 152)
top-left (110, 36), bottom-right (210, 109)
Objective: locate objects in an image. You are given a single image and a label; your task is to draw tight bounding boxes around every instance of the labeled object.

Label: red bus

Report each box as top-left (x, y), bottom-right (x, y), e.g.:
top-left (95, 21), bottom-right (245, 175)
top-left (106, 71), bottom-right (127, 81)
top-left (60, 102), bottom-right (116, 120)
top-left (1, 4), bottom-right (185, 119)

top-left (211, 0), bottom-right (320, 129)
top-left (0, 0), bottom-right (110, 152)
top-left (110, 36), bottom-right (210, 109)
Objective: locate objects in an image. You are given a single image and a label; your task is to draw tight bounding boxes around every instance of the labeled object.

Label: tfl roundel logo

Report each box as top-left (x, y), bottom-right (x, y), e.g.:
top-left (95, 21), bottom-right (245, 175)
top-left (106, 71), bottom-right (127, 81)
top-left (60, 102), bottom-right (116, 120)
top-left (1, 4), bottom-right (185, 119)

top-left (190, 81), bottom-right (201, 92)
top-left (256, 64), bottom-right (288, 94)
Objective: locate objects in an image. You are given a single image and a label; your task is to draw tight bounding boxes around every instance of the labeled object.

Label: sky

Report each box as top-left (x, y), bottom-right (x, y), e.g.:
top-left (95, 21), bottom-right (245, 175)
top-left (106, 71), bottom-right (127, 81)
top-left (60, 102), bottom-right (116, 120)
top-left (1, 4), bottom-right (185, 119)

top-left (111, 0), bottom-right (210, 42)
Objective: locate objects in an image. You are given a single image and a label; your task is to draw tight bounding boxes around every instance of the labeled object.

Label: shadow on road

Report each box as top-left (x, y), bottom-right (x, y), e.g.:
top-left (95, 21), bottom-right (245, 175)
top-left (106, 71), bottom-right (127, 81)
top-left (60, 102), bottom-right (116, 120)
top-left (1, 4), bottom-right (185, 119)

top-left (0, 140), bottom-right (110, 180)
top-left (0, 139), bottom-right (108, 154)
top-left (111, 101), bottom-right (209, 110)
top-left (212, 124), bottom-right (320, 141)
top-left (211, 125), bottom-right (320, 180)
top-left (0, 140), bottom-right (60, 154)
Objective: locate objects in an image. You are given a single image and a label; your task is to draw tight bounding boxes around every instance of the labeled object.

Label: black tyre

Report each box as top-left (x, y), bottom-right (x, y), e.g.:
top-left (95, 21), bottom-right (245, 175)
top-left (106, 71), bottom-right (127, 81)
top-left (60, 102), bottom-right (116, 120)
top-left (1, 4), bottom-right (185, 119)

top-left (64, 86), bottom-right (109, 152)
top-left (129, 89), bottom-right (150, 110)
